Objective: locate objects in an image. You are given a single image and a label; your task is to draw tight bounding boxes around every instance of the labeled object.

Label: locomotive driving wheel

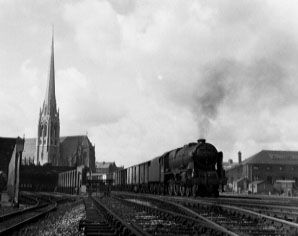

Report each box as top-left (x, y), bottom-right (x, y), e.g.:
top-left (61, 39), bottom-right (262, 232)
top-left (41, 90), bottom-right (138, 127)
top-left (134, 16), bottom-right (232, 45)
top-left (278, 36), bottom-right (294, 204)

top-left (168, 183), bottom-right (174, 195)
top-left (174, 184), bottom-right (179, 196)
top-left (180, 185), bottom-right (186, 196)
top-left (192, 184), bottom-right (197, 197)
top-left (185, 187), bottom-right (191, 197)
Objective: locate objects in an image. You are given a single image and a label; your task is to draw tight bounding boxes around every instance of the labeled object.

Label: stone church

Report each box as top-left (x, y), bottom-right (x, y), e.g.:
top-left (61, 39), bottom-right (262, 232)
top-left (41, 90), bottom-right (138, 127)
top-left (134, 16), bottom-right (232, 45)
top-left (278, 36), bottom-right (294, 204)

top-left (22, 34), bottom-right (95, 172)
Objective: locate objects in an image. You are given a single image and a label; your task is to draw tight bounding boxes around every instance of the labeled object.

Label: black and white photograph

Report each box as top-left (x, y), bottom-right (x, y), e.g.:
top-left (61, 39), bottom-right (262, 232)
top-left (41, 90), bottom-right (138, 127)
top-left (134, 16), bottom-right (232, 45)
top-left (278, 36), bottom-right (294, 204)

top-left (1, 0), bottom-right (298, 235)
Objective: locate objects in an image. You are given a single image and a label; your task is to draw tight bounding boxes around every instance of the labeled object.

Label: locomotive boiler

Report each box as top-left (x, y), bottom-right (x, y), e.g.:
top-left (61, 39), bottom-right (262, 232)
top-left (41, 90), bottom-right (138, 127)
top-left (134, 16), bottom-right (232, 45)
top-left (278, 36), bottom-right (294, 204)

top-left (113, 139), bottom-right (225, 197)
top-left (166, 139), bottom-right (223, 197)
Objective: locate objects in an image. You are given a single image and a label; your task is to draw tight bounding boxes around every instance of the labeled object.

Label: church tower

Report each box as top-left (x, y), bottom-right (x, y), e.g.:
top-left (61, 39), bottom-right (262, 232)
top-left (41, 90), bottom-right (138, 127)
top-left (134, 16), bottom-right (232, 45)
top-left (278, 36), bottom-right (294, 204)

top-left (36, 32), bottom-right (60, 165)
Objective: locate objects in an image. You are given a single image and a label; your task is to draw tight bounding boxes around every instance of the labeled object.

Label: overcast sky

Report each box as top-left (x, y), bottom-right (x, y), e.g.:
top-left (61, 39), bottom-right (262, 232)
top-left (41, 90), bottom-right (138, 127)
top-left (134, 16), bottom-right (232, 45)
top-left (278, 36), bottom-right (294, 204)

top-left (1, 0), bottom-right (298, 167)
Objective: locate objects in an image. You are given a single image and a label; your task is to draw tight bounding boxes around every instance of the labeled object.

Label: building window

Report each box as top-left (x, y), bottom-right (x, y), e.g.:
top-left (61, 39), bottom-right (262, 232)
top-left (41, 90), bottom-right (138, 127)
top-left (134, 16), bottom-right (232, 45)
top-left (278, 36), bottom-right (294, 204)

top-left (253, 166), bottom-right (259, 170)
top-left (279, 166), bottom-right (283, 171)
top-left (266, 166), bottom-right (271, 171)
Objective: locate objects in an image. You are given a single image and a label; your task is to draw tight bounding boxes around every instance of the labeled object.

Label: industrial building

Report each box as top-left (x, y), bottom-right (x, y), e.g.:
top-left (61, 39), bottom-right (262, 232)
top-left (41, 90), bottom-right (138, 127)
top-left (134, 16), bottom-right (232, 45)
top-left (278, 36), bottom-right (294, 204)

top-left (226, 150), bottom-right (298, 195)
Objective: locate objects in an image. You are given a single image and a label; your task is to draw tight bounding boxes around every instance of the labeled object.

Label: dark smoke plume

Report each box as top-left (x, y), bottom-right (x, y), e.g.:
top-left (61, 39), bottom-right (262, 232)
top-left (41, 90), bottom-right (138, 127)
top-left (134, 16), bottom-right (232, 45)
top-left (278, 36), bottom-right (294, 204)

top-left (194, 60), bottom-right (233, 138)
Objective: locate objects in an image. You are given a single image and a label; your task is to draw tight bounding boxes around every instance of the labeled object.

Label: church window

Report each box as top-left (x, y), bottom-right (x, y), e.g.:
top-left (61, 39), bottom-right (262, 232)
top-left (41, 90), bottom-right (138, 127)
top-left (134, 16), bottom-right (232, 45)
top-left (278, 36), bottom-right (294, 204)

top-left (44, 124), bottom-right (47, 136)
top-left (39, 125), bottom-right (42, 136)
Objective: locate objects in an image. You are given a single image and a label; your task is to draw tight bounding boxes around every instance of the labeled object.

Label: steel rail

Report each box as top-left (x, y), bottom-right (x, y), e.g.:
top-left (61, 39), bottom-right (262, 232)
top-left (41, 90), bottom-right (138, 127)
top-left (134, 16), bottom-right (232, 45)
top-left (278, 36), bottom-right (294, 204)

top-left (170, 196), bottom-right (298, 235)
top-left (0, 200), bottom-right (57, 235)
top-left (0, 197), bottom-right (40, 223)
top-left (91, 196), bottom-right (149, 236)
top-left (114, 192), bottom-right (237, 236)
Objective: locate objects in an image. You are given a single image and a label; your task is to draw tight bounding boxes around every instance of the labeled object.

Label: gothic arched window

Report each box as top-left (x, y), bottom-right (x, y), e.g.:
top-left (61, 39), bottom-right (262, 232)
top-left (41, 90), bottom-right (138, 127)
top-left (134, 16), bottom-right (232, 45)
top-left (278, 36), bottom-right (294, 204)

top-left (39, 125), bottom-right (42, 136)
top-left (43, 124), bottom-right (47, 136)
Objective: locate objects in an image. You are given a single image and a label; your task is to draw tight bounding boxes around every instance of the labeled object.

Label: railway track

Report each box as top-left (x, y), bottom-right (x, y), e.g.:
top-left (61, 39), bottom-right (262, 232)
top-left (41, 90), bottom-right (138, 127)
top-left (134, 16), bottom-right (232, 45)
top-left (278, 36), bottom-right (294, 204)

top-left (0, 195), bottom-right (57, 235)
top-left (199, 196), bottom-right (298, 222)
top-left (91, 194), bottom-right (234, 235)
top-left (81, 195), bottom-right (145, 236)
top-left (114, 192), bottom-right (298, 236)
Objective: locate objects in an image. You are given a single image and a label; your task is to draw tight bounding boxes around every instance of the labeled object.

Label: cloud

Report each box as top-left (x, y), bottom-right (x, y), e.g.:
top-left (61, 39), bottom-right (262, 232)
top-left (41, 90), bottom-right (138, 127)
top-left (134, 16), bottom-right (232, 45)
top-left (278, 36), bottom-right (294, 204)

top-left (2, 0), bottom-right (298, 167)
top-left (56, 67), bottom-right (127, 134)
top-left (91, 94), bottom-right (198, 166)
top-left (108, 0), bottom-right (136, 15)
top-left (64, 0), bottom-right (122, 64)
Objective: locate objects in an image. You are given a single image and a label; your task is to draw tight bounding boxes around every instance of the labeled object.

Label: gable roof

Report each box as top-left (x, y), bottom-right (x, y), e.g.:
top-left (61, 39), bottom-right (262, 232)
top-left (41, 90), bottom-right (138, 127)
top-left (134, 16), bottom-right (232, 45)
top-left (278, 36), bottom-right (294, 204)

top-left (23, 138), bottom-right (36, 160)
top-left (59, 135), bottom-right (90, 162)
top-left (242, 150), bottom-right (298, 165)
top-left (96, 162), bottom-right (115, 169)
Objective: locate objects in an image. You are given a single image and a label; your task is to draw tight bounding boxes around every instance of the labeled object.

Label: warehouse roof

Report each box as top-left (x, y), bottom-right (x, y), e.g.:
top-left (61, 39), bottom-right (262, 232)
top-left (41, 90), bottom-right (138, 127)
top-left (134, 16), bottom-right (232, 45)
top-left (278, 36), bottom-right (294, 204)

top-left (242, 150), bottom-right (298, 165)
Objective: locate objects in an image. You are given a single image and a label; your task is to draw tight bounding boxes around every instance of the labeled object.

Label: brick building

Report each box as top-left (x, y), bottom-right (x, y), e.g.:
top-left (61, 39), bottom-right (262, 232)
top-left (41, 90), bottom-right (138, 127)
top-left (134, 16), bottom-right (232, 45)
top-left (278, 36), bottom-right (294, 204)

top-left (226, 150), bottom-right (298, 195)
top-left (90, 162), bottom-right (123, 182)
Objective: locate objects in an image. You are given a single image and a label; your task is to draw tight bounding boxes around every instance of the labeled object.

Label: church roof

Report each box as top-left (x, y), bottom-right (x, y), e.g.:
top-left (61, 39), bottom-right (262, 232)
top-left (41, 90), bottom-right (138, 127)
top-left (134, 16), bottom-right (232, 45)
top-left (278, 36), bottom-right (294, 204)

top-left (60, 135), bottom-right (91, 159)
top-left (23, 138), bottom-right (36, 160)
top-left (23, 135), bottom-right (93, 161)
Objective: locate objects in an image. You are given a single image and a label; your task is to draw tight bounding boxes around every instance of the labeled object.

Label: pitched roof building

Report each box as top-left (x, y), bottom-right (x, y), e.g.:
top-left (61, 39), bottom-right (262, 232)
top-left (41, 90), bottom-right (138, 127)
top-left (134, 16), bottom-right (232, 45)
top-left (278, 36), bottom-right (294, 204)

top-left (242, 150), bottom-right (298, 165)
top-left (226, 150), bottom-right (298, 194)
top-left (95, 161), bottom-right (119, 174)
top-left (90, 161), bottom-right (123, 182)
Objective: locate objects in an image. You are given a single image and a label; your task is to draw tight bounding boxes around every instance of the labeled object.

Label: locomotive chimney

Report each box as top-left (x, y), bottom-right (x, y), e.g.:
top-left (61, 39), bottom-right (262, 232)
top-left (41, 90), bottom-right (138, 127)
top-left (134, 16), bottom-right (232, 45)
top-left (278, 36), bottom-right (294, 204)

top-left (197, 139), bottom-right (206, 144)
top-left (238, 151), bottom-right (242, 164)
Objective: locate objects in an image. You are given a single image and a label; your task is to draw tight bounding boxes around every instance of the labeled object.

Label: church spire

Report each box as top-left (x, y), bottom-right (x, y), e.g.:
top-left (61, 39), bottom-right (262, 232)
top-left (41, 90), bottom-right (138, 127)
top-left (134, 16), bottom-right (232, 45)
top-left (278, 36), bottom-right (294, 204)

top-left (44, 28), bottom-right (57, 115)
top-left (36, 28), bottom-right (60, 166)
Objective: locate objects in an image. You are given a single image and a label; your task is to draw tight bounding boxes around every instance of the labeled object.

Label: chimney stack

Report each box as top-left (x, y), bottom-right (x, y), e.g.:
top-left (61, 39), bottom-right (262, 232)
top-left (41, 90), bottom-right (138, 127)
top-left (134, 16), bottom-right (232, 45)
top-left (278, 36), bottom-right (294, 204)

top-left (197, 139), bottom-right (206, 144)
top-left (238, 151), bottom-right (242, 164)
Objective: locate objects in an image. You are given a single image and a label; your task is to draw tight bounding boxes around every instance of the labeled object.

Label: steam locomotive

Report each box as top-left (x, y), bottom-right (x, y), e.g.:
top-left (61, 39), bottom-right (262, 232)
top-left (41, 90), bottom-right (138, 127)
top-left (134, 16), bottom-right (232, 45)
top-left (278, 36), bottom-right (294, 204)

top-left (113, 139), bottom-right (225, 197)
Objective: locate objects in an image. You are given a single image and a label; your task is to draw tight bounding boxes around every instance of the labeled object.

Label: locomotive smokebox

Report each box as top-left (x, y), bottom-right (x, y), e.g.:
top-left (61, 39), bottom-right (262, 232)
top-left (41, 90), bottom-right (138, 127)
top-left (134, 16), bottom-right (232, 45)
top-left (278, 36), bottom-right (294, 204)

top-left (197, 139), bottom-right (206, 144)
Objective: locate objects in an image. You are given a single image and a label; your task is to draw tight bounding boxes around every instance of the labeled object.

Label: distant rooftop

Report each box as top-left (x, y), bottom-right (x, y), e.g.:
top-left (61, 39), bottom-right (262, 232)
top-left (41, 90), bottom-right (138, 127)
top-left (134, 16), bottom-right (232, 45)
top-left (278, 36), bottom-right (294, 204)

top-left (242, 150), bottom-right (298, 165)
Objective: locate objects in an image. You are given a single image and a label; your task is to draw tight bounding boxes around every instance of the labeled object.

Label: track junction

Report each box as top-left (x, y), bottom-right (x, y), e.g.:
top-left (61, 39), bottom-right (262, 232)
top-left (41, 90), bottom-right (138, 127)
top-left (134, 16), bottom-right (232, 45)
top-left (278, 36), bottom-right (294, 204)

top-left (2, 191), bottom-right (298, 235)
top-left (80, 192), bottom-right (298, 235)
